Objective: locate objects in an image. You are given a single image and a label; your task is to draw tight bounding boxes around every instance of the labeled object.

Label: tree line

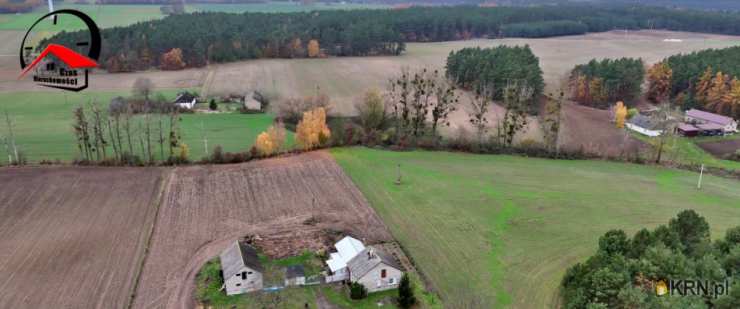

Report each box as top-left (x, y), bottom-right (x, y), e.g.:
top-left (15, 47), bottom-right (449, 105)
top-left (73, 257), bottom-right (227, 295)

top-left (446, 45), bottom-right (544, 113)
top-left (562, 210), bottom-right (740, 308)
top-left (648, 46), bottom-right (740, 118)
top-left (43, 4), bottom-right (740, 71)
top-left (569, 58), bottom-right (645, 108)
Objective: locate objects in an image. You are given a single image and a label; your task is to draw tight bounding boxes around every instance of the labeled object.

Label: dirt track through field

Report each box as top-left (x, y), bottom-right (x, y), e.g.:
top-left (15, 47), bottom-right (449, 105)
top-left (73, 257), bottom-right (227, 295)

top-left (0, 166), bottom-right (165, 309)
top-left (132, 151), bottom-right (392, 309)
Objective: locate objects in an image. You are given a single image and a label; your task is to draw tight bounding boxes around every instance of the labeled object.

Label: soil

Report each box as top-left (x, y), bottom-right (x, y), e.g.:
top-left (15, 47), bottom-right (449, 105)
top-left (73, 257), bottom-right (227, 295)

top-left (0, 166), bottom-right (166, 309)
top-left (698, 138), bottom-right (740, 158)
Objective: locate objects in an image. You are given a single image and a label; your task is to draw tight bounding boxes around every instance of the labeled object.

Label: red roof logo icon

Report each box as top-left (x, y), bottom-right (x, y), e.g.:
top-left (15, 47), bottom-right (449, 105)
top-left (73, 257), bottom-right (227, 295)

top-left (18, 43), bottom-right (97, 79)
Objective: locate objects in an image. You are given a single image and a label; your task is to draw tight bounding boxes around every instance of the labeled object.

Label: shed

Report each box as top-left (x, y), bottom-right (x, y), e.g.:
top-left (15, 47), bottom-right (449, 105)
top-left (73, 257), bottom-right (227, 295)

top-left (243, 91), bottom-right (262, 111)
top-left (676, 123), bottom-right (699, 137)
top-left (285, 265), bottom-right (306, 286)
top-left (220, 241), bottom-right (263, 295)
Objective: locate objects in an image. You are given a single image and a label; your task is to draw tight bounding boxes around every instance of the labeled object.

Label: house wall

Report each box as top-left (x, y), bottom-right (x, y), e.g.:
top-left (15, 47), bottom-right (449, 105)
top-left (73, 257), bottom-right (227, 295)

top-left (325, 267), bottom-right (348, 283)
top-left (224, 266), bottom-right (263, 295)
top-left (285, 276), bottom-right (306, 286)
top-left (355, 263), bottom-right (403, 293)
top-left (626, 123), bottom-right (662, 137)
top-left (725, 121), bottom-right (738, 133)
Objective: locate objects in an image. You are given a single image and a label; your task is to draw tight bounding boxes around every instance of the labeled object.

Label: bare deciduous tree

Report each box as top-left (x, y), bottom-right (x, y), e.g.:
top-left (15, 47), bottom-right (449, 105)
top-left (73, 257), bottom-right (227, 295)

top-left (468, 86), bottom-right (493, 145)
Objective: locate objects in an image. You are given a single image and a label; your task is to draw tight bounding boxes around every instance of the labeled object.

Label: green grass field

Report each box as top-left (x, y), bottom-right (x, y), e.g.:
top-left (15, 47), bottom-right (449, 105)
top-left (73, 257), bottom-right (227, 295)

top-left (331, 147), bottom-right (740, 308)
top-left (631, 133), bottom-right (740, 171)
top-left (0, 91), bottom-right (290, 163)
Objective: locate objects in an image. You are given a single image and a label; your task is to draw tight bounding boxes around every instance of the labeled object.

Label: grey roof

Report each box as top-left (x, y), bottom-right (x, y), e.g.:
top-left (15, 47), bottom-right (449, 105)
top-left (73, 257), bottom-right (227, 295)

top-left (628, 114), bottom-right (660, 130)
top-left (686, 109), bottom-right (735, 126)
top-left (174, 92), bottom-right (196, 104)
top-left (286, 265), bottom-right (305, 279)
top-left (347, 246), bottom-right (403, 281)
top-left (220, 241), bottom-right (263, 279)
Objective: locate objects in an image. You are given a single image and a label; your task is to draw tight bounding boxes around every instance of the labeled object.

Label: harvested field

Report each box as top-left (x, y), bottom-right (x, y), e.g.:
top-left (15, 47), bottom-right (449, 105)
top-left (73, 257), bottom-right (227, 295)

top-left (558, 103), bottom-right (648, 157)
top-left (0, 166), bottom-right (166, 309)
top-left (698, 138), bottom-right (740, 158)
top-left (132, 151), bottom-right (392, 309)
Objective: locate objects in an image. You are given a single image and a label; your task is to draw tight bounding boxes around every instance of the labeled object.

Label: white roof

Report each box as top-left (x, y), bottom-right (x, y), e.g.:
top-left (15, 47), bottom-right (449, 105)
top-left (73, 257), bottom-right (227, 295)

top-left (326, 236), bottom-right (365, 272)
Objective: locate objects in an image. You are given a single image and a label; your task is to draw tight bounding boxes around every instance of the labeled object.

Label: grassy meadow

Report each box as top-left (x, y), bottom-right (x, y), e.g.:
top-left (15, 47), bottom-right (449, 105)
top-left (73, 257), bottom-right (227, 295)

top-left (0, 91), bottom-right (290, 164)
top-left (631, 133), bottom-right (740, 170)
top-left (331, 147), bottom-right (740, 308)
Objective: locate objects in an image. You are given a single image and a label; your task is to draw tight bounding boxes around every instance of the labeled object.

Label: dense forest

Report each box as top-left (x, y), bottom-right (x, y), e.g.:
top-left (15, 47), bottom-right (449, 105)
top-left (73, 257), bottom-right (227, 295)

top-left (446, 45), bottom-right (544, 108)
top-left (647, 46), bottom-right (740, 118)
top-left (44, 4), bottom-right (740, 71)
top-left (569, 58), bottom-right (645, 108)
top-left (562, 210), bottom-right (740, 308)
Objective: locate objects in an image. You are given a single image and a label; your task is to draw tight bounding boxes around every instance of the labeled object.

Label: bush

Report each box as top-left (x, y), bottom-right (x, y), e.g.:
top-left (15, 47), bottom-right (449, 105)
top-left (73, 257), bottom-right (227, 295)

top-left (349, 282), bottom-right (368, 300)
top-left (356, 89), bottom-right (386, 134)
top-left (627, 108), bottom-right (638, 119)
top-left (209, 99), bottom-right (218, 111)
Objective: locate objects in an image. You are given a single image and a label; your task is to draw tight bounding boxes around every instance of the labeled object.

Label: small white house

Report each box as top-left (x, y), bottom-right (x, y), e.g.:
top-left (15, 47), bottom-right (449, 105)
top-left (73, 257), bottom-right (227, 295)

top-left (347, 246), bottom-right (404, 293)
top-left (173, 92), bottom-right (197, 110)
top-left (220, 241), bottom-right (263, 295)
top-left (625, 114), bottom-right (663, 137)
top-left (325, 236), bottom-right (365, 283)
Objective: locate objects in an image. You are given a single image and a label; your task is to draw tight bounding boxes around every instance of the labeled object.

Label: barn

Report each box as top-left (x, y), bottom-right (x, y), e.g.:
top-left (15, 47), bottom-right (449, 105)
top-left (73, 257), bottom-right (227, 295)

top-left (219, 241), bottom-right (263, 295)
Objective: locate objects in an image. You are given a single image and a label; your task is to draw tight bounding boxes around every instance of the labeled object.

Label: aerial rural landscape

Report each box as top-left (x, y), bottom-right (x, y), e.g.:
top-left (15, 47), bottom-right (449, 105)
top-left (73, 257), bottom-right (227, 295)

top-left (0, 0), bottom-right (739, 308)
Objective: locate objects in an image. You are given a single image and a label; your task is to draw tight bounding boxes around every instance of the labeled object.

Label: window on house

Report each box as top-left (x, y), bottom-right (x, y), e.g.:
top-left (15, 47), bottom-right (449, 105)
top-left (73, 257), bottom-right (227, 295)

top-left (241, 271), bottom-right (247, 280)
top-left (248, 271), bottom-right (253, 274)
top-left (381, 269), bottom-right (387, 278)
top-left (389, 278), bottom-right (395, 284)
top-left (235, 283), bottom-right (241, 287)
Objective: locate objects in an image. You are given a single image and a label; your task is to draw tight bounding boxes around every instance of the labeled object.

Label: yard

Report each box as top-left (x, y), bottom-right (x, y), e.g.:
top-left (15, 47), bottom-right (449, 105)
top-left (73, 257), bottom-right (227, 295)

top-left (0, 91), bottom-right (290, 163)
top-left (630, 132), bottom-right (740, 171)
top-left (331, 147), bottom-right (740, 308)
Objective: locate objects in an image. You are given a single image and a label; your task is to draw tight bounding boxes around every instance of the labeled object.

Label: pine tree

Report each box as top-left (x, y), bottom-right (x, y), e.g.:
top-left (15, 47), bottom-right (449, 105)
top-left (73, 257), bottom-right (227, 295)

top-left (397, 274), bottom-right (416, 308)
top-left (647, 62), bottom-right (672, 103)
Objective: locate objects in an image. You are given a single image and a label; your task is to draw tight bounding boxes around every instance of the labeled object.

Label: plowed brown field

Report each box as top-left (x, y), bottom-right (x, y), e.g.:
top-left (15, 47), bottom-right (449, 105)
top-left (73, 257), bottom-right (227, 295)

top-left (0, 166), bottom-right (166, 309)
top-left (132, 151), bottom-right (392, 309)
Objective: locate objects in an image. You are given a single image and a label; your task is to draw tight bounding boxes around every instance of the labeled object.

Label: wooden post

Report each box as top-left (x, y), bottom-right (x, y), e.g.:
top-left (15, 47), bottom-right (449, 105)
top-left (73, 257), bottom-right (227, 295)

top-left (697, 164), bottom-right (704, 190)
top-left (395, 163), bottom-right (402, 185)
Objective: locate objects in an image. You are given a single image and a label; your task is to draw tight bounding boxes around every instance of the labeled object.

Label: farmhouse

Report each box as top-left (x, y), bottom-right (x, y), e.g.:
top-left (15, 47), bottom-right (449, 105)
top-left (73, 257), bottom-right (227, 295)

top-left (625, 114), bottom-right (663, 137)
top-left (347, 246), bottom-right (404, 293)
top-left (684, 109), bottom-right (737, 134)
top-left (220, 241), bottom-right (263, 295)
top-left (173, 92), bottom-right (197, 110)
top-left (325, 236), bottom-right (365, 283)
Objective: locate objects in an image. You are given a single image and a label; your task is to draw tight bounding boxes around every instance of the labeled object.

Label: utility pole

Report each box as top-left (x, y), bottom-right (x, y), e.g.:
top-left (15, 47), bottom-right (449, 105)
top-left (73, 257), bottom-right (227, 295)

top-left (697, 164), bottom-right (704, 190)
top-left (4, 110), bottom-right (18, 164)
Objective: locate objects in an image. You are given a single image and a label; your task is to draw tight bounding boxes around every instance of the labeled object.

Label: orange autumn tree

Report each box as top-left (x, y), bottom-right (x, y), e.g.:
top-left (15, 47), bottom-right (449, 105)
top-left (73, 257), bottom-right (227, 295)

top-left (646, 61), bottom-right (673, 103)
top-left (295, 107), bottom-right (331, 150)
top-left (716, 77), bottom-right (740, 118)
top-left (307, 39), bottom-right (320, 58)
top-left (695, 67), bottom-right (714, 104)
top-left (254, 122), bottom-right (286, 156)
top-left (160, 48), bottom-right (186, 70)
top-left (614, 101), bottom-right (628, 128)
top-left (707, 72), bottom-right (730, 105)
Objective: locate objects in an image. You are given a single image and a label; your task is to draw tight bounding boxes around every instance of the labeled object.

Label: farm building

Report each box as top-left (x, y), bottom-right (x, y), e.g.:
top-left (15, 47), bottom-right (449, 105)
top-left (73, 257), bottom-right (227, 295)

top-left (173, 92), bottom-right (197, 110)
top-left (243, 91), bottom-right (262, 112)
top-left (625, 114), bottom-right (663, 137)
top-left (347, 246), bottom-right (404, 293)
top-left (284, 265), bottom-right (306, 286)
top-left (685, 109), bottom-right (737, 134)
top-left (325, 236), bottom-right (365, 283)
top-left (220, 241), bottom-right (263, 295)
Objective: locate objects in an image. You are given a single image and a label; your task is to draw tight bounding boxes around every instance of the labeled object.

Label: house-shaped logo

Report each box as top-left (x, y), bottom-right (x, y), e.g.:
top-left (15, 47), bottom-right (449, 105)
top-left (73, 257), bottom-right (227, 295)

top-left (18, 44), bottom-right (98, 92)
